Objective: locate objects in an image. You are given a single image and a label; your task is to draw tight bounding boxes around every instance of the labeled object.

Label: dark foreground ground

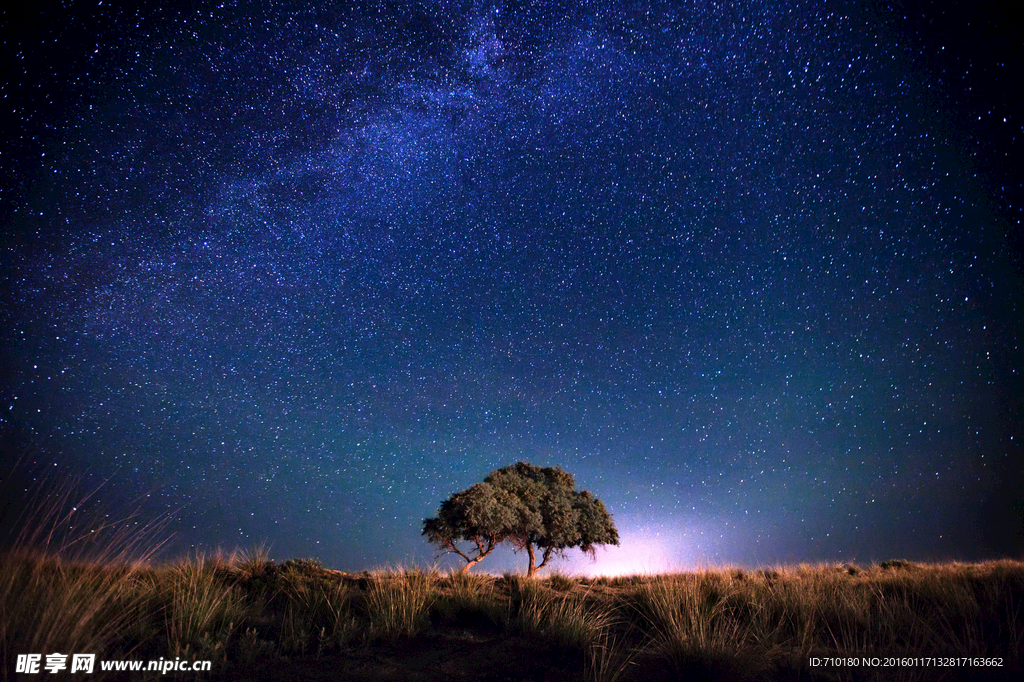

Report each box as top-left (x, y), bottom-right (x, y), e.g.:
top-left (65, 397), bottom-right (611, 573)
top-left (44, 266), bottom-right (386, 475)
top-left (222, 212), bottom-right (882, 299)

top-left (223, 629), bottom-right (1020, 682)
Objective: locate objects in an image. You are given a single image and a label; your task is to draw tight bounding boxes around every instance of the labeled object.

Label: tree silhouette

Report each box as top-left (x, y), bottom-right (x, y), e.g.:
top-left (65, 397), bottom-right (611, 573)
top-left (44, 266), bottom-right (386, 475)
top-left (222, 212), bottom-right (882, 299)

top-left (423, 462), bottom-right (619, 576)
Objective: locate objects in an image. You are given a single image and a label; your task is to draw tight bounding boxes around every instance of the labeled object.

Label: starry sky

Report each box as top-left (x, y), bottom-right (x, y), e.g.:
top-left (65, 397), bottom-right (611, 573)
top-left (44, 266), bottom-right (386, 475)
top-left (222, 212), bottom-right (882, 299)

top-left (1, 0), bottom-right (1022, 574)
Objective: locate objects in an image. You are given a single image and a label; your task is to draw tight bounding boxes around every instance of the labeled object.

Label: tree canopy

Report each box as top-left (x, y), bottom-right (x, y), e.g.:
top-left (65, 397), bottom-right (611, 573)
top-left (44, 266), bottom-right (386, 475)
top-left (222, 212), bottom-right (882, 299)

top-left (422, 462), bottom-right (619, 576)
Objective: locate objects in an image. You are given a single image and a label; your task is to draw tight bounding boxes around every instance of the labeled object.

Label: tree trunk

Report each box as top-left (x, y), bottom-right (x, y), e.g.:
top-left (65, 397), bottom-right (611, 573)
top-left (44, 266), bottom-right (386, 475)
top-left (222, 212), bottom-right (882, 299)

top-left (525, 544), bottom-right (557, 577)
top-left (460, 556), bottom-right (485, 574)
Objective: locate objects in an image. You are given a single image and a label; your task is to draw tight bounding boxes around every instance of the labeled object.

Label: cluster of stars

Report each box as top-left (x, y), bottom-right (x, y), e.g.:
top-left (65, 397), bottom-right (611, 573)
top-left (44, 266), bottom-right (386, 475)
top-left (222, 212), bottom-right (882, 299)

top-left (1, 1), bottom-right (1020, 571)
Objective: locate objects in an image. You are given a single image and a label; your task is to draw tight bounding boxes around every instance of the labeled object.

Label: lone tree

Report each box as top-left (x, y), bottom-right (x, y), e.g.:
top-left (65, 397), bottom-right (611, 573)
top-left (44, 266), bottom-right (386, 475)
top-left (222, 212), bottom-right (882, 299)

top-left (422, 462), bottom-right (619, 576)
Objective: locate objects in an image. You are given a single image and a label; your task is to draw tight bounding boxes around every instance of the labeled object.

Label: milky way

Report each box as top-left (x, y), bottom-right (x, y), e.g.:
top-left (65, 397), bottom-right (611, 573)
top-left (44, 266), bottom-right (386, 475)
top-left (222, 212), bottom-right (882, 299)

top-left (2, 1), bottom-right (1022, 572)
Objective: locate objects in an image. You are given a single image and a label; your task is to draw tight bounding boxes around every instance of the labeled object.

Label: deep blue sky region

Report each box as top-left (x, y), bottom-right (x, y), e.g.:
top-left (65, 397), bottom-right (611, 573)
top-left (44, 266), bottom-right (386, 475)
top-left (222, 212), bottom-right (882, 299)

top-left (1, 0), bottom-right (1022, 574)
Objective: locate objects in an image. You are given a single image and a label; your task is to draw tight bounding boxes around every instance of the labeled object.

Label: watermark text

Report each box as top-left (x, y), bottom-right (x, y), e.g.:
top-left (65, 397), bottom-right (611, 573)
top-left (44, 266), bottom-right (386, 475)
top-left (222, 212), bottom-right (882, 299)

top-left (16, 653), bottom-right (212, 675)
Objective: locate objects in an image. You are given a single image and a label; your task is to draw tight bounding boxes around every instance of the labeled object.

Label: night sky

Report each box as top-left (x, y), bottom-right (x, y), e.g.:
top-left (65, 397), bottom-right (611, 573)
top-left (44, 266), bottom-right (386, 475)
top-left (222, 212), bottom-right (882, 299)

top-left (2, 0), bottom-right (1022, 574)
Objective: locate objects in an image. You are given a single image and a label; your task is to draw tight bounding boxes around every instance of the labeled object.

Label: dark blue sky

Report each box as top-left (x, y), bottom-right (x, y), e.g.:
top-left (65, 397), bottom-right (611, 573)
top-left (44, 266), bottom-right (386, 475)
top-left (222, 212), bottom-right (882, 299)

top-left (2, 0), bottom-right (1022, 574)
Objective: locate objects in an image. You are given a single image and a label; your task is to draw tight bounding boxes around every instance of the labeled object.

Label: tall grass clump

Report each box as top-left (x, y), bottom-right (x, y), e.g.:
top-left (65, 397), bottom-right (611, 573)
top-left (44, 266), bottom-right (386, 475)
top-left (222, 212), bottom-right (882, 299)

top-left (545, 571), bottom-right (577, 592)
top-left (273, 558), bottom-right (356, 655)
top-left (0, 470), bottom-right (166, 672)
top-left (362, 568), bottom-right (435, 640)
top-left (433, 570), bottom-right (504, 629)
top-left (0, 553), bottom-right (147, 669)
top-left (585, 631), bottom-right (636, 682)
top-left (630, 572), bottom-right (767, 677)
top-left (154, 555), bottom-right (249, 662)
top-left (231, 545), bottom-right (276, 583)
top-left (510, 575), bottom-right (612, 652)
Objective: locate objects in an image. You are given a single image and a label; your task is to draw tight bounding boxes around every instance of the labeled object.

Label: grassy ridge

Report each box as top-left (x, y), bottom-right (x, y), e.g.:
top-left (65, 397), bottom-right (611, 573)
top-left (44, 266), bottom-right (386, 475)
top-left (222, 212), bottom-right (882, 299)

top-left (2, 551), bottom-right (1022, 680)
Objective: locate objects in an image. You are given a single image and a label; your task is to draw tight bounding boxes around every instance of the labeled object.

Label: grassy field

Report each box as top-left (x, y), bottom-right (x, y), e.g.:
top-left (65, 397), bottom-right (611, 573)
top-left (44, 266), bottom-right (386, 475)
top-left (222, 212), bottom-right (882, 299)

top-left (2, 550), bottom-right (1022, 681)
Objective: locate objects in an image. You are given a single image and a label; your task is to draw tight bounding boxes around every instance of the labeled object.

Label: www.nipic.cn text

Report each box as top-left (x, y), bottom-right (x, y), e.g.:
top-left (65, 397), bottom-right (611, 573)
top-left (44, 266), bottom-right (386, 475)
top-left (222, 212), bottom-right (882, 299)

top-left (15, 653), bottom-right (212, 675)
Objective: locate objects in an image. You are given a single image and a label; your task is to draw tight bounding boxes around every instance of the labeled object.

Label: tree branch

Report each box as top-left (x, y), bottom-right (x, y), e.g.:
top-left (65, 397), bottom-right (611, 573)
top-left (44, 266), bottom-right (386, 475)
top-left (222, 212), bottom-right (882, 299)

top-left (535, 545), bottom-right (555, 571)
top-left (439, 539), bottom-right (474, 564)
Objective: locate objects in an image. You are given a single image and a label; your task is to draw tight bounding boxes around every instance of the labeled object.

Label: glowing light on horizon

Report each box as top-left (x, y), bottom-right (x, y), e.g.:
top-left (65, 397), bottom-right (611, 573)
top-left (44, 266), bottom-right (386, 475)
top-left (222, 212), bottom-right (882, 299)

top-left (561, 519), bottom-right (698, 577)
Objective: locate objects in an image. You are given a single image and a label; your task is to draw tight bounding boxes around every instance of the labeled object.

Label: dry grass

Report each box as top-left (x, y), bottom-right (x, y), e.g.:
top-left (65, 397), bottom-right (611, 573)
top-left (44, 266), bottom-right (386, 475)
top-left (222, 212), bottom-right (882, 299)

top-left (361, 567), bottom-right (436, 640)
top-left (2, 553), bottom-right (1022, 680)
top-left (1, 552), bottom-right (146, 664)
top-left (511, 577), bottom-right (612, 651)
